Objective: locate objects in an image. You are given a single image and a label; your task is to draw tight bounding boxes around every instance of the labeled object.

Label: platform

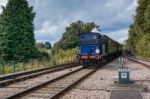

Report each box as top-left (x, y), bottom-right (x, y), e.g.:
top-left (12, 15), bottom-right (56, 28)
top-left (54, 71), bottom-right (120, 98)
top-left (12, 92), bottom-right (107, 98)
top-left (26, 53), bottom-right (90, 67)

top-left (110, 90), bottom-right (143, 99)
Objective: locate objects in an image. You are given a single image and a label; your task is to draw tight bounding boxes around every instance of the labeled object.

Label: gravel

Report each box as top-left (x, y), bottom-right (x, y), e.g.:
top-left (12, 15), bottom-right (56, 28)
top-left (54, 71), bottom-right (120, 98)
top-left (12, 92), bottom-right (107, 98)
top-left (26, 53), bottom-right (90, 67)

top-left (0, 66), bottom-right (82, 98)
top-left (61, 58), bottom-right (150, 99)
top-left (1, 57), bottom-right (149, 99)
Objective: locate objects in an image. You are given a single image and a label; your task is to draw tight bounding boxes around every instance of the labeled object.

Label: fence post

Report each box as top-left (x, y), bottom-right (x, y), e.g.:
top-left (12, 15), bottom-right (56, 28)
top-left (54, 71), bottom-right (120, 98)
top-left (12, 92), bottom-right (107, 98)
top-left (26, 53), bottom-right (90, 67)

top-left (32, 59), bottom-right (34, 70)
top-left (44, 58), bottom-right (45, 67)
top-left (38, 59), bottom-right (40, 68)
top-left (23, 62), bottom-right (25, 71)
top-left (2, 61), bottom-right (5, 75)
top-left (49, 59), bottom-right (51, 67)
top-left (13, 61), bottom-right (16, 73)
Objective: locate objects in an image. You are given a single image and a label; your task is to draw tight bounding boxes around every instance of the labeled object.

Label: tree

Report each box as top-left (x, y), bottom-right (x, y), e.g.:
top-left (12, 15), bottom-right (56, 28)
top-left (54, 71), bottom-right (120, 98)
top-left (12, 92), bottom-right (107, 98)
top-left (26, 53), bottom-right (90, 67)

top-left (35, 43), bottom-right (45, 49)
top-left (53, 20), bottom-right (100, 50)
top-left (44, 42), bottom-right (52, 49)
top-left (127, 0), bottom-right (150, 57)
top-left (0, 0), bottom-right (36, 61)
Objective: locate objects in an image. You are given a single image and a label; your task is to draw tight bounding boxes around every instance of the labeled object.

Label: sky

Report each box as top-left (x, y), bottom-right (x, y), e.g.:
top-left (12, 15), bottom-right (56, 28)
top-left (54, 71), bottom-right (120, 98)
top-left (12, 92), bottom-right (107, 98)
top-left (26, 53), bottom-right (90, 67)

top-left (0, 0), bottom-right (138, 45)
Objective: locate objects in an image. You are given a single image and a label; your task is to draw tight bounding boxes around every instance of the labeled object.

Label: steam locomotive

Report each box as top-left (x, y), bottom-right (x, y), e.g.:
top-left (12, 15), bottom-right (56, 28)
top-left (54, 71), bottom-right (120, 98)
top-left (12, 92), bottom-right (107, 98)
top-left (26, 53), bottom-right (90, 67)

top-left (77, 32), bottom-right (122, 66)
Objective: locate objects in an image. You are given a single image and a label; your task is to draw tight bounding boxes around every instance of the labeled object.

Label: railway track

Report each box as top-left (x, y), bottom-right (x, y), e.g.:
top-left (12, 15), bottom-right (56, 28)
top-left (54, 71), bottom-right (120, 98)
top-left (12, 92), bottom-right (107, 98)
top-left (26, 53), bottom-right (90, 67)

top-left (127, 57), bottom-right (150, 68)
top-left (130, 56), bottom-right (150, 62)
top-left (6, 66), bottom-right (98, 99)
top-left (126, 56), bottom-right (150, 84)
top-left (0, 62), bottom-right (79, 87)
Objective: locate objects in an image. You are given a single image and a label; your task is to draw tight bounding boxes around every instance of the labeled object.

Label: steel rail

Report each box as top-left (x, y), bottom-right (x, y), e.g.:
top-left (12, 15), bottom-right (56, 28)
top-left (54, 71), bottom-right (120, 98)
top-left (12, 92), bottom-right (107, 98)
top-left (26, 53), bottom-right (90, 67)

top-left (6, 67), bottom-right (84, 99)
top-left (128, 56), bottom-right (150, 62)
top-left (127, 57), bottom-right (150, 69)
top-left (0, 62), bottom-right (79, 87)
top-left (5, 57), bottom-right (118, 99)
top-left (51, 68), bottom-right (97, 99)
top-left (6, 66), bottom-right (98, 99)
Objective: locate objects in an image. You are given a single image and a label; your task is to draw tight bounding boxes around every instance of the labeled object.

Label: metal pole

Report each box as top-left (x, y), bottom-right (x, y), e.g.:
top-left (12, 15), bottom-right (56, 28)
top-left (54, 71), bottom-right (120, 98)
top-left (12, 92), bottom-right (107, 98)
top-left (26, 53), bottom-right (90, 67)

top-left (49, 58), bottom-right (50, 67)
top-left (44, 58), bottom-right (45, 67)
top-left (31, 59), bottom-right (33, 70)
top-left (23, 62), bottom-right (25, 71)
top-left (2, 61), bottom-right (5, 75)
top-left (38, 59), bottom-right (40, 68)
top-left (13, 61), bottom-right (16, 73)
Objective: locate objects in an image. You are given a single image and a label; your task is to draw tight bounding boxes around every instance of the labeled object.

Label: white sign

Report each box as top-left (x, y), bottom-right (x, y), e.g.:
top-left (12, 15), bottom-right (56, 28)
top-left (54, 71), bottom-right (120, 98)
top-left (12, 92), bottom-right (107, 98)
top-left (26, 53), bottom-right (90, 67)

top-left (121, 73), bottom-right (127, 78)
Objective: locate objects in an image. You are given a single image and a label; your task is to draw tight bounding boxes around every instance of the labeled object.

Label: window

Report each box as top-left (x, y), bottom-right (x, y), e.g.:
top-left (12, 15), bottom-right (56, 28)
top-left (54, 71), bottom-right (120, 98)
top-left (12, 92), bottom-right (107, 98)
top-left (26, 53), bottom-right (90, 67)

top-left (79, 34), bottom-right (98, 45)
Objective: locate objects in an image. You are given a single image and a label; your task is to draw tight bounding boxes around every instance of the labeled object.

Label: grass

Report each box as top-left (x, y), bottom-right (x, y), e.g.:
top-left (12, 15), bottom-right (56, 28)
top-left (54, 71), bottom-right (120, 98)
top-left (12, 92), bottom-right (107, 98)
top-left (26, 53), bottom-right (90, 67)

top-left (0, 55), bottom-right (77, 76)
top-left (0, 48), bottom-right (78, 76)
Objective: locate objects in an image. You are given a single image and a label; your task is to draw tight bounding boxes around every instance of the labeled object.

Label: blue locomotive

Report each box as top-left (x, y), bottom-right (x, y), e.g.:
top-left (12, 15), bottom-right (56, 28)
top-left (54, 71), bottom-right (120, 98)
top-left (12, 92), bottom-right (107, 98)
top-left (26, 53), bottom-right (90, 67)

top-left (77, 32), bottom-right (122, 66)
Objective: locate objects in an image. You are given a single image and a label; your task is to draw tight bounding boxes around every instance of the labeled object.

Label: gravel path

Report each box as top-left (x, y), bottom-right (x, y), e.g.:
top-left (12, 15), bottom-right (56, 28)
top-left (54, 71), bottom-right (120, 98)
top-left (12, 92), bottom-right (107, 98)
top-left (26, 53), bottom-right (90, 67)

top-left (129, 61), bottom-right (150, 99)
top-left (0, 66), bottom-right (82, 99)
top-left (1, 57), bottom-right (149, 99)
top-left (61, 58), bottom-right (150, 99)
top-left (61, 59), bottom-right (120, 99)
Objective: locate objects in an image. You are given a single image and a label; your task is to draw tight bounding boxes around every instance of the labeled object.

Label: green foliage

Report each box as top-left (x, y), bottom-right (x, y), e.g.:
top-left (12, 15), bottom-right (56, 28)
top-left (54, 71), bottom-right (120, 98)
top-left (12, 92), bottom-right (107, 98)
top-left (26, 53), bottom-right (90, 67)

top-left (127, 0), bottom-right (150, 58)
top-left (44, 42), bottom-right (52, 49)
top-left (35, 43), bottom-right (44, 49)
top-left (36, 42), bottom-right (52, 49)
top-left (55, 48), bottom-right (77, 58)
top-left (53, 20), bottom-right (100, 50)
top-left (37, 50), bottom-right (49, 58)
top-left (0, 0), bottom-right (37, 61)
top-left (50, 48), bottom-right (77, 64)
top-left (35, 43), bottom-right (50, 58)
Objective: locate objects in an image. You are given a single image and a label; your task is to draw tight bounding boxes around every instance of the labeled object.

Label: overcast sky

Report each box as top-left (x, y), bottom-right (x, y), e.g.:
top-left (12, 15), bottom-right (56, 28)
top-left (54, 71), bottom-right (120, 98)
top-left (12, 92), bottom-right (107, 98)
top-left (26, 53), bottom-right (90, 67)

top-left (0, 0), bottom-right (138, 44)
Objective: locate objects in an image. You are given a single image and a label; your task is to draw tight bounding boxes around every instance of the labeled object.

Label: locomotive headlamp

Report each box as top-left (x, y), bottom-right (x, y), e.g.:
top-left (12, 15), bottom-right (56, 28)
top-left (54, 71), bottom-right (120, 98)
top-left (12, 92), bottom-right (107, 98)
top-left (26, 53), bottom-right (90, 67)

top-left (96, 49), bottom-right (100, 54)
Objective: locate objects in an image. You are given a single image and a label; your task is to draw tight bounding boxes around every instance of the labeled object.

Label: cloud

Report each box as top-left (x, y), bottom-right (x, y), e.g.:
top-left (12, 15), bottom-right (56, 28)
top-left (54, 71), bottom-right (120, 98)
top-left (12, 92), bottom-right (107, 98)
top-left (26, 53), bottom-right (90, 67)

top-left (35, 11), bottom-right (86, 45)
top-left (29, 0), bottom-right (138, 44)
top-left (92, 28), bottom-right (100, 33)
top-left (127, 0), bottom-right (138, 11)
top-left (35, 19), bottom-right (69, 45)
top-left (0, 0), bottom-right (8, 13)
top-left (0, 0), bottom-right (138, 44)
top-left (100, 0), bottom-right (138, 31)
top-left (104, 28), bottom-right (129, 44)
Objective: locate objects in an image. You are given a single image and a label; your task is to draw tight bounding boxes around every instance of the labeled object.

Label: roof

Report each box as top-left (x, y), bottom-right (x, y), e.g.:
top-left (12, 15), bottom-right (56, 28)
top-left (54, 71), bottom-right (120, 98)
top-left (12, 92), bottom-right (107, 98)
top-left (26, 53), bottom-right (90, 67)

top-left (78, 32), bottom-right (121, 45)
